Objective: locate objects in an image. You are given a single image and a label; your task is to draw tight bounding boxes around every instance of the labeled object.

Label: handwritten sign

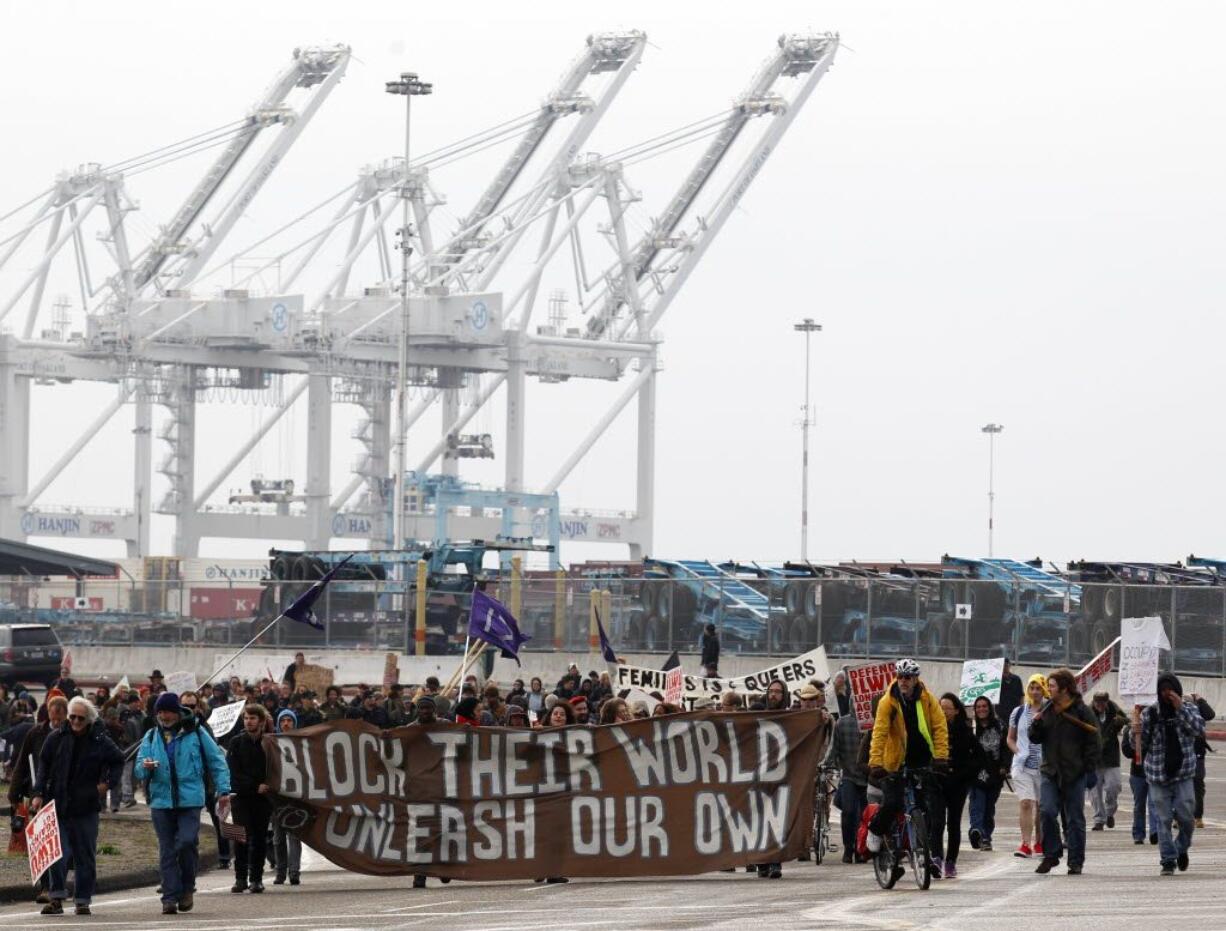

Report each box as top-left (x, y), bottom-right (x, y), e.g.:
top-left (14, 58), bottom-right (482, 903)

top-left (959, 658), bottom-right (1004, 705)
top-left (165, 670), bottom-right (198, 696)
top-left (25, 801), bottom-right (62, 885)
top-left (1118, 617), bottom-right (1169, 705)
top-left (847, 661), bottom-right (896, 732)
top-left (664, 667), bottom-right (684, 705)
top-left (207, 699), bottom-right (246, 738)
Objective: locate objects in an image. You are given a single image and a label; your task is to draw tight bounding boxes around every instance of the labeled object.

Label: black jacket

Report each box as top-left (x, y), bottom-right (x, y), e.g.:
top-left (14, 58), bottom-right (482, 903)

top-left (1029, 697), bottom-right (1100, 785)
top-left (944, 715), bottom-right (985, 787)
top-left (1093, 700), bottom-right (1128, 769)
top-left (700, 632), bottom-right (720, 670)
top-left (226, 731), bottom-right (268, 798)
top-left (8, 720), bottom-right (52, 803)
top-left (35, 721), bottom-right (123, 817)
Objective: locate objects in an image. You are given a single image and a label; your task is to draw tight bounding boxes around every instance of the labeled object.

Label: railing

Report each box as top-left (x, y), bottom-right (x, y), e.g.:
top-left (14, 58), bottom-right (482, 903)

top-left (0, 574), bottom-right (1222, 677)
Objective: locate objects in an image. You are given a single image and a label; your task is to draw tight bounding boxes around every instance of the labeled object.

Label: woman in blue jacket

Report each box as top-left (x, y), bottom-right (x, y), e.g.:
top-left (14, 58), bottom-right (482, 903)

top-left (136, 692), bottom-right (232, 916)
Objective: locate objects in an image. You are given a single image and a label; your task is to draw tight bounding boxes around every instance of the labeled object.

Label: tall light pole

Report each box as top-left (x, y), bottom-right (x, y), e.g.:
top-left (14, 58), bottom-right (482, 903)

top-left (981, 423), bottom-right (1003, 556)
top-left (795, 319), bottom-right (822, 559)
top-left (385, 71), bottom-right (432, 549)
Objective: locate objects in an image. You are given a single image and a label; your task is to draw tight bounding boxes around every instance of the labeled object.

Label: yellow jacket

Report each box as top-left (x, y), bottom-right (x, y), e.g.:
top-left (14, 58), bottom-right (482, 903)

top-left (868, 680), bottom-right (950, 773)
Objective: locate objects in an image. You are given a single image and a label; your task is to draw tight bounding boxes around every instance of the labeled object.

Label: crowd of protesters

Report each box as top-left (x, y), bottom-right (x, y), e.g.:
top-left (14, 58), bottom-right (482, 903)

top-left (0, 647), bottom-right (1217, 916)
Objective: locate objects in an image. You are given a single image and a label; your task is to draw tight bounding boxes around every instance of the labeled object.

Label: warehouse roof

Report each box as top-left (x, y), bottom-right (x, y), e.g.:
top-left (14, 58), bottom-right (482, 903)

top-left (0, 537), bottom-right (117, 577)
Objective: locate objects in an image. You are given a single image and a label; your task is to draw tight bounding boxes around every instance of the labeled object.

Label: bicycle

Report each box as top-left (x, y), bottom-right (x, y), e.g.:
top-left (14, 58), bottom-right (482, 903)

top-left (812, 764), bottom-right (840, 864)
top-left (872, 766), bottom-right (934, 891)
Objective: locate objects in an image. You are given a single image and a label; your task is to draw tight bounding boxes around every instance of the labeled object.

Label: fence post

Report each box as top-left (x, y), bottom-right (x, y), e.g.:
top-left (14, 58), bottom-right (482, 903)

top-left (511, 556), bottom-right (523, 624)
top-left (553, 570), bottom-right (565, 651)
top-left (1170, 585), bottom-right (1178, 674)
top-left (414, 560), bottom-right (427, 657)
top-left (865, 580), bottom-right (873, 660)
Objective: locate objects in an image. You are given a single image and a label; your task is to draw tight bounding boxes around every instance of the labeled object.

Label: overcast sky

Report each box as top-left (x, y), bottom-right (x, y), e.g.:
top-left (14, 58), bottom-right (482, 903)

top-left (1, 1), bottom-right (1224, 568)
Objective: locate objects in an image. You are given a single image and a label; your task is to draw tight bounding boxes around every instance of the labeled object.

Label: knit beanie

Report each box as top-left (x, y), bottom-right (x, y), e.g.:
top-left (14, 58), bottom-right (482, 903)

top-left (276, 708), bottom-right (298, 732)
top-left (154, 692), bottom-right (181, 714)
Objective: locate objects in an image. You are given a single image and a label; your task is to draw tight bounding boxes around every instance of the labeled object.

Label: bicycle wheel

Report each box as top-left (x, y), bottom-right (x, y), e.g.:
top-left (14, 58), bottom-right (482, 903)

top-left (908, 810), bottom-right (932, 891)
top-left (813, 803), bottom-right (827, 864)
top-left (872, 847), bottom-right (899, 889)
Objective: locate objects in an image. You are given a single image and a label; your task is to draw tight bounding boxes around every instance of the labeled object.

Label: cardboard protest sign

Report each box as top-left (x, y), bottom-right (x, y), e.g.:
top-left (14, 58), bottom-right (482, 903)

top-left (664, 667), bottom-right (684, 705)
top-left (266, 711), bottom-right (826, 880)
top-left (615, 646), bottom-right (830, 709)
top-left (847, 661), bottom-right (896, 732)
top-left (958, 658), bottom-right (1005, 706)
top-left (295, 663), bottom-right (334, 695)
top-left (25, 801), bottom-right (62, 885)
top-left (1118, 616), bottom-right (1169, 705)
top-left (165, 670), bottom-right (198, 696)
top-left (207, 699), bottom-right (246, 738)
top-left (1075, 637), bottom-right (1119, 697)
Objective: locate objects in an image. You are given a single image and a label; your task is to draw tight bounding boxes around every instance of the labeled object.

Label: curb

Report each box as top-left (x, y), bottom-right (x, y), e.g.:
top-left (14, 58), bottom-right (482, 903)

top-left (1209, 729), bottom-right (1226, 742)
top-left (0, 850), bottom-right (219, 905)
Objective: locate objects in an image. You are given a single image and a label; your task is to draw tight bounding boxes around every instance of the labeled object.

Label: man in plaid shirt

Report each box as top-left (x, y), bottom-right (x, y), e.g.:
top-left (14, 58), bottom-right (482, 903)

top-left (1140, 672), bottom-right (1205, 876)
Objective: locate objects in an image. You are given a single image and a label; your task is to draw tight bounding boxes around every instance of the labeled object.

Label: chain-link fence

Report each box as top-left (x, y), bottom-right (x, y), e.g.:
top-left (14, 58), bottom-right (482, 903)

top-left (1, 574), bottom-right (1223, 676)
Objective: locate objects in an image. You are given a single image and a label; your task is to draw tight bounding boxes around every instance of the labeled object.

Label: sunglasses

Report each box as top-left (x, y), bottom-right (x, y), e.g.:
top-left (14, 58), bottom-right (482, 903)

top-left (68, 714), bottom-right (87, 722)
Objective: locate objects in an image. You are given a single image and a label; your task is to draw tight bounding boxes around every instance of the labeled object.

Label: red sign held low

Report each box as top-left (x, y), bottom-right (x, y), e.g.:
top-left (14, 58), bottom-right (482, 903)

top-left (25, 801), bottom-right (62, 886)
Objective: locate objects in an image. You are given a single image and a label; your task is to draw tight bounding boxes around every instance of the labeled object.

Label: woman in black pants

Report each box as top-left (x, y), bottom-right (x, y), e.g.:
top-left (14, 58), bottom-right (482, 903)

top-left (226, 704), bottom-right (273, 893)
top-left (931, 693), bottom-right (983, 879)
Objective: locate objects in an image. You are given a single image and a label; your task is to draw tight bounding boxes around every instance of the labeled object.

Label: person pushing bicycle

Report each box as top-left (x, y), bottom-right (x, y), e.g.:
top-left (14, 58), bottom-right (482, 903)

top-left (865, 659), bottom-right (950, 872)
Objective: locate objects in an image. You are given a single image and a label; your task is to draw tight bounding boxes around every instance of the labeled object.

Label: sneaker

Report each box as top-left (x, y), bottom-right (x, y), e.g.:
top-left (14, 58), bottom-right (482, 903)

top-left (1091, 823), bottom-right (1104, 831)
top-left (981, 840), bottom-right (993, 852)
top-left (40, 901), bottom-right (63, 915)
top-left (1034, 856), bottom-right (1059, 874)
top-left (767, 866), bottom-right (783, 879)
top-left (219, 859), bottom-right (230, 869)
top-left (74, 905), bottom-right (91, 915)
top-left (289, 875), bottom-right (300, 886)
top-left (890, 865), bottom-right (906, 884)
top-left (944, 862), bottom-right (957, 879)
top-left (162, 902), bottom-right (177, 915)
top-left (968, 827), bottom-right (982, 850)
top-left (1107, 815), bottom-right (1115, 829)
top-left (1150, 833), bottom-right (1158, 845)
top-left (930, 855), bottom-right (943, 878)
top-left (1177, 852), bottom-right (1189, 872)
top-left (1160, 863), bottom-right (1175, 876)
top-left (1013, 843), bottom-right (1033, 859)
top-left (1034, 841), bottom-right (1044, 855)
top-left (249, 882), bottom-right (264, 894)
top-left (121, 799), bottom-right (136, 809)
top-left (231, 882), bottom-right (247, 893)
top-left (1067, 865), bottom-right (1082, 875)
top-left (274, 874), bottom-right (286, 885)
top-left (1134, 838), bottom-right (1145, 845)
top-left (178, 892), bottom-right (193, 912)
top-left (841, 852), bottom-right (853, 864)
top-left (546, 877), bottom-right (569, 884)
top-left (866, 831), bottom-right (883, 854)
top-left (1195, 818), bottom-right (1205, 829)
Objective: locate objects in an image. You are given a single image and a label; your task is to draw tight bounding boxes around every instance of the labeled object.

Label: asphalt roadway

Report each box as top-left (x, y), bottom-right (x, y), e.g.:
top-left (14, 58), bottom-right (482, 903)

top-left (4, 752), bottom-right (1225, 930)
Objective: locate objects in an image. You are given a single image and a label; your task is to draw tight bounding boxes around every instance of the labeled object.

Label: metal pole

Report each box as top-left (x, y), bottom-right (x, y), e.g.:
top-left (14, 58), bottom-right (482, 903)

top-left (981, 424), bottom-right (1003, 555)
top-left (795, 320), bottom-right (821, 560)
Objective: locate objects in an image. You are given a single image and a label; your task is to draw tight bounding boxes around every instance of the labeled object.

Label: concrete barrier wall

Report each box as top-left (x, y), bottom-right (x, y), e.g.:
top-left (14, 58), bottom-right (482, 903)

top-left (67, 645), bottom-right (1225, 722)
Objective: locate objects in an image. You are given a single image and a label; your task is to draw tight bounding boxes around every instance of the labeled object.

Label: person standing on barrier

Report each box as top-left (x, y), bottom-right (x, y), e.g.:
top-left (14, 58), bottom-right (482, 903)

top-left (1141, 673), bottom-right (1205, 876)
top-left (30, 696), bottom-right (123, 916)
top-left (136, 692), bottom-right (232, 915)
top-left (1089, 691), bottom-right (1127, 830)
top-left (1007, 674), bottom-right (1048, 858)
top-left (968, 696), bottom-right (1009, 852)
top-left (1028, 669), bottom-right (1099, 876)
top-left (865, 658), bottom-right (950, 881)
top-left (227, 704), bottom-right (272, 894)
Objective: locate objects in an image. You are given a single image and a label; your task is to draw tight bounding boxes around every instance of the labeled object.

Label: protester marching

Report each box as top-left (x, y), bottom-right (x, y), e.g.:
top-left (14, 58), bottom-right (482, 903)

top-left (0, 582), bottom-right (1219, 916)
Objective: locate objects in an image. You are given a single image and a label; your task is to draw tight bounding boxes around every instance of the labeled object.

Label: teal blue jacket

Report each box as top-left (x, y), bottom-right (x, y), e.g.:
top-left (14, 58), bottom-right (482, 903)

top-left (136, 716), bottom-right (231, 809)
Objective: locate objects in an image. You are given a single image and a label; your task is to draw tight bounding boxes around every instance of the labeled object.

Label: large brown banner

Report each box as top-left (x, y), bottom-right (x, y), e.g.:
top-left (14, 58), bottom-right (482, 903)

top-left (264, 709), bottom-right (826, 880)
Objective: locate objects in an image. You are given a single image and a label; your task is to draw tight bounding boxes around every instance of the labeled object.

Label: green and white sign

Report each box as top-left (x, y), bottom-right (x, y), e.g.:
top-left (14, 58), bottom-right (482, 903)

top-left (958, 657), bottom-right (1005, 705)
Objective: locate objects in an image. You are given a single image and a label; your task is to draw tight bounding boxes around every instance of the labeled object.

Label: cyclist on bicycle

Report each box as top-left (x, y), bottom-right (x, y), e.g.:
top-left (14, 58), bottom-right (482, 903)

top-left (865, 659), bottom-right (950, 865)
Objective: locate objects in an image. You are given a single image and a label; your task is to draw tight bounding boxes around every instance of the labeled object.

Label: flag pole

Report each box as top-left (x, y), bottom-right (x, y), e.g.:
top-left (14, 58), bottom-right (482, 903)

top-left (201, 611), bottom-right (290, 692)
top-left (458, 633), bottom-right (472, 695)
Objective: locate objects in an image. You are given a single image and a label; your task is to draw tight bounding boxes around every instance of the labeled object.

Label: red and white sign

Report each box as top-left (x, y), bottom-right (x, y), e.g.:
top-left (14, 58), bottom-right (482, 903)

top-left (1075, 637), bottom-right (1120, 697)
top-left (664, 667), bottom-right (684, 706)
top-left (50, 596), bottom-right (103, 611)
top-left (25, 801), bottom-right (62, 885)
top-left (847, 661), bottom-right (896, 732)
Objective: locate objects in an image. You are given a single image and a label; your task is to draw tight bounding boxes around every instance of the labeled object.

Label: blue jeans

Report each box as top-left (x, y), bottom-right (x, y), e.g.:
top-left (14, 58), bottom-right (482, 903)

top-left (1129, 774), bottom-right (1158, 841)
top-left (151, 807), bottom-right (202, 905)
top-left (969, 783), bottom-right (1001, 843)
top-left (1039, 774), bottom-right (1087, 867)
top-left (47, 811), bottom-right (99, 905)
top-left (1149, 778), bottom-right (1195, 866)
top-left (837, 780), bottom-right (867, 855)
